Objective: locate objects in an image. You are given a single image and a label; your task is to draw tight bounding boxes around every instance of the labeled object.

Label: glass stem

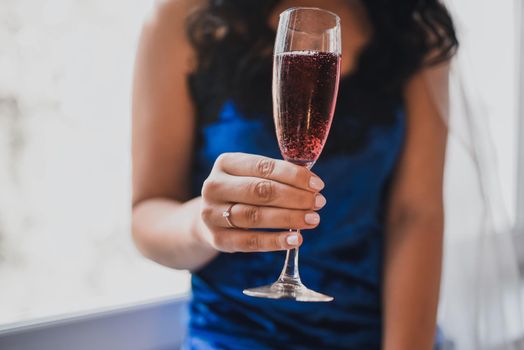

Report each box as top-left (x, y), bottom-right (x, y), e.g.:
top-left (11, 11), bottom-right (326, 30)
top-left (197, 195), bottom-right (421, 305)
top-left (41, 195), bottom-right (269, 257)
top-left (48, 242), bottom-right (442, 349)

top-left (277, 230), bottom-right (302, 285)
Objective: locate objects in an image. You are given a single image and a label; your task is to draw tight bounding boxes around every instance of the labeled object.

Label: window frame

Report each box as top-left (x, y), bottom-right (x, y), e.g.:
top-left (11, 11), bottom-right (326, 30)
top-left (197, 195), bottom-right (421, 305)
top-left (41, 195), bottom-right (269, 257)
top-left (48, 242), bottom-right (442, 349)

top-left (0, 296), bottom-right (189, 350)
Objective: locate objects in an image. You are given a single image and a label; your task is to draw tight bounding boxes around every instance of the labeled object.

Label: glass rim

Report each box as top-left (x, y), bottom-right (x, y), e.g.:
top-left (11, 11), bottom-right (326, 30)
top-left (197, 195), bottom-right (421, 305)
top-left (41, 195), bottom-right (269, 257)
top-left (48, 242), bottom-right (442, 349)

top-left (279, 6), bottom-right (341, 25)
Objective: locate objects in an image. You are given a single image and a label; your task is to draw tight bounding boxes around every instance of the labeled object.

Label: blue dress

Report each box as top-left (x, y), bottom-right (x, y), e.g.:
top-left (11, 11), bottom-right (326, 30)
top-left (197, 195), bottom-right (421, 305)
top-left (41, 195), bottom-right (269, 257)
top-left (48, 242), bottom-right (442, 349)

top-left (186, 90), bottom-right (406, 349)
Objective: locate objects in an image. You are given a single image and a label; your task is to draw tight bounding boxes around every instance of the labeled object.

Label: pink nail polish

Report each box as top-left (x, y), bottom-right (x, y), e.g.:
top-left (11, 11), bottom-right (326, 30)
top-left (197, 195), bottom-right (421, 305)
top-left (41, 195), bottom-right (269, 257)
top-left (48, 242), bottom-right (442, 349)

top-left (305, 213), bottom-right (320, 225)
top-left (309, 176), bottom-right (325, 190)
top-left (315, 194), bottom-right (327, 208)
top-left (286, 235), bottom-right (299, 245)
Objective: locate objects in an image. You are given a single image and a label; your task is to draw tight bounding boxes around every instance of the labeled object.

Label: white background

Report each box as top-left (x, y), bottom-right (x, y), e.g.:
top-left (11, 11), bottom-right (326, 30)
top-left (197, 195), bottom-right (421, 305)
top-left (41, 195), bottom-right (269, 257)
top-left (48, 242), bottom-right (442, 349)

top-left (0, 0), bottom-right (189, 326)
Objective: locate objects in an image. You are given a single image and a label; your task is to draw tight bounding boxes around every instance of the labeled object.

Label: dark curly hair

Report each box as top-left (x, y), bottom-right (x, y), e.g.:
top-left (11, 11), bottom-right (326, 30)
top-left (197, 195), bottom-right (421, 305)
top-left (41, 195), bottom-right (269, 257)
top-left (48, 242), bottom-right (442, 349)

top-left (187, 0), bottom-right (458, 154)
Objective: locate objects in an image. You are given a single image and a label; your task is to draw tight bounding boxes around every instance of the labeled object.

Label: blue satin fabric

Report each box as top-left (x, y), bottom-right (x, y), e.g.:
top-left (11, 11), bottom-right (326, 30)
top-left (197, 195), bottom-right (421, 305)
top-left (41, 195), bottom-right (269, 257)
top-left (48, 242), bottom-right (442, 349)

top-left (187, 100), bottom-right (405, 349)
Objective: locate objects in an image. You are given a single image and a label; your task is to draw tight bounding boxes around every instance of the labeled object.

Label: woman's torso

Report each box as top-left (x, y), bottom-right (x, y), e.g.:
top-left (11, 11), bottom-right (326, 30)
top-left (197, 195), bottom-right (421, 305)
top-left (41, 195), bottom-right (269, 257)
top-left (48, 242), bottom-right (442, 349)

top-left (187, 77), bottom-right (406, 349)
top-left (186, 2), bottom-right (404, 348)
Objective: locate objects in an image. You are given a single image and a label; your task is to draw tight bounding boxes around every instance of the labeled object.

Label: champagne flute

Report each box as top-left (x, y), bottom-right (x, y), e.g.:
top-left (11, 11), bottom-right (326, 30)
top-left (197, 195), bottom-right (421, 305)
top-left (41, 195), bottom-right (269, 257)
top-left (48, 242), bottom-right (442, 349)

top-left (243, 7), bottom-right (341, 302)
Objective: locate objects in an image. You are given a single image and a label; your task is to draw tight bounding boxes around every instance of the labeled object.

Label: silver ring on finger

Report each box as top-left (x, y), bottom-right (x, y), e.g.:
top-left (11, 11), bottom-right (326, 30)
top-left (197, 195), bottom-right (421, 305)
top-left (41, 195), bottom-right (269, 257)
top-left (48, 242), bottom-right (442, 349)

top-left (222, 203), bottom-right (239, 229)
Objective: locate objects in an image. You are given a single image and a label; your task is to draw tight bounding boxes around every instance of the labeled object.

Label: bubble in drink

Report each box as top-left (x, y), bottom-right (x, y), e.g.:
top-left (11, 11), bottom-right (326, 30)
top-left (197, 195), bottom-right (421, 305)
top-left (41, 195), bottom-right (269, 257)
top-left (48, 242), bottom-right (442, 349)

top-left (273, 50), bottom-right (341, 167)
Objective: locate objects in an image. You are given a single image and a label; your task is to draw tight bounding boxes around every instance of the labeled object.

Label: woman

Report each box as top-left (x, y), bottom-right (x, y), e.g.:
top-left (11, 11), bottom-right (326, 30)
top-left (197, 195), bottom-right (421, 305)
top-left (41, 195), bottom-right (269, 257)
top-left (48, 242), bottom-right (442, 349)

top-left (132, 0), bottom-right (458, 348)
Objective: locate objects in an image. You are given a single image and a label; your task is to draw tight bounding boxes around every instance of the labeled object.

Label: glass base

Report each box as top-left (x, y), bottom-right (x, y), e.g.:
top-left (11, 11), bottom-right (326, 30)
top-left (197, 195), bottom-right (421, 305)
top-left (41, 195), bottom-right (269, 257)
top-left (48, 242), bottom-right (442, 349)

top-left (243, 281), bottom-right (333, 302)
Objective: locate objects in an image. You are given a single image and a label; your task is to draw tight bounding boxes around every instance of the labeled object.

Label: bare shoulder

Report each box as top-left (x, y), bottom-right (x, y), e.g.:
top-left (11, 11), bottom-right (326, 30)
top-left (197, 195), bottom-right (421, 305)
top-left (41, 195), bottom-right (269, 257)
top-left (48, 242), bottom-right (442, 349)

top-left (144, 0), bottom-right (206, 29)
top-left (138, 0), bottom-right (206, 73)
top-left (405, 60), bottom-right (450, 117)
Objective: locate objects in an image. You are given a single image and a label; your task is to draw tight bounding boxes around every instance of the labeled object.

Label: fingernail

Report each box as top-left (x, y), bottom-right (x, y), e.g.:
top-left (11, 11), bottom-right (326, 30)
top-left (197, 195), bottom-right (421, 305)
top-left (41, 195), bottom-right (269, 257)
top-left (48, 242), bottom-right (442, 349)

top-left (305, 213), bottom-right (320, 225)
top-left (309, 176), bottom-right (325, 191)
top-left (286, 235), bottom-right (299, 246)
top-left (315, 194), bottom-right (327, 209)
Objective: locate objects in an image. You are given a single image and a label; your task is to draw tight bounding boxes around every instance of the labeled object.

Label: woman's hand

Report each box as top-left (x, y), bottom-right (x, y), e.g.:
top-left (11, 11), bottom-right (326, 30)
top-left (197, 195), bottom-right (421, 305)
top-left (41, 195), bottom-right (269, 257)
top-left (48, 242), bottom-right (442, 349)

top-left (198, 152), bottom-right (327, 253)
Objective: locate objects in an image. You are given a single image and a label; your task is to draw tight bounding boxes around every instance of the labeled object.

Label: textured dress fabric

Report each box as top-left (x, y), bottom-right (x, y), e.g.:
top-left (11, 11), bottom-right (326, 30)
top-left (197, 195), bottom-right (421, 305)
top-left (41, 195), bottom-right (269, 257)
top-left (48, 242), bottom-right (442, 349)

top-left (185, 93), bottom-right (406, 349)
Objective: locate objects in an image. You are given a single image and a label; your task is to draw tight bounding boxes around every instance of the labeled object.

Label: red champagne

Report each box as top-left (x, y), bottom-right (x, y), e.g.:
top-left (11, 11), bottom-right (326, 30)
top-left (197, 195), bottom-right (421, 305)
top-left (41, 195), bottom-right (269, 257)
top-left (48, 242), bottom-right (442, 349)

top-left (273, 50), bottom-right (341, 167)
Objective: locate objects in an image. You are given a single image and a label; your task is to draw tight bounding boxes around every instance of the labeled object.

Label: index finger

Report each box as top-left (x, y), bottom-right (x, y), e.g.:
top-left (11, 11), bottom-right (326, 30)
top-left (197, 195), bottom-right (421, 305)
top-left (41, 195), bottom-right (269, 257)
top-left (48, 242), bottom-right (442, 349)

top-left (215, 153), bottom-right (324, 192)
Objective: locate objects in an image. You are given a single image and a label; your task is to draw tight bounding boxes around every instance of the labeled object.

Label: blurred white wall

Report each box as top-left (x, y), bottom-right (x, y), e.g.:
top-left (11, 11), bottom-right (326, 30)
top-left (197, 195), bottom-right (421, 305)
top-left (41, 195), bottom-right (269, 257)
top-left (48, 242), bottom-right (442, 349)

top-left (0, 0), bottom-right (189, 325)
top-left (444, 0), bottom-right (518, 231)
top-left (439, 1), bottom-right (522, 348)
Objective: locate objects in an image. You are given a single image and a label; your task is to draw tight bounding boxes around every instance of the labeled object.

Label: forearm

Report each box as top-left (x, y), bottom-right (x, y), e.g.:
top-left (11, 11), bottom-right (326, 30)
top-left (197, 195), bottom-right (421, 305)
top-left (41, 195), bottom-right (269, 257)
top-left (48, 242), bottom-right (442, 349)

top-left (382, 222), bottom-right (444, 350)
top-left (132, 196), bottom-right (218, 271)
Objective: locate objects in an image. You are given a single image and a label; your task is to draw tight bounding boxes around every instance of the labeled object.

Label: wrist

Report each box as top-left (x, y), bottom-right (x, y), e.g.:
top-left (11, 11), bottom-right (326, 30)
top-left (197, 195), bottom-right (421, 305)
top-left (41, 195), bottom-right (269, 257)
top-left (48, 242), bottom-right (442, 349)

top-left (190, 198), bottom-right (218, 254)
